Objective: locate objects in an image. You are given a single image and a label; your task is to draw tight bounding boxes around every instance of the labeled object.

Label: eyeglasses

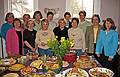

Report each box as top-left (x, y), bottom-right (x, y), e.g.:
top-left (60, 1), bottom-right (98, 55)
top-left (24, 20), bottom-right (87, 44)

top-left (8, 14), bottom-right (14, 17)
top-left (93, 19), bottom-right (98, 21)
top-left (8, 15), bottom-right (14, 18)
top-left (79, 14), bottom-right (84, 16)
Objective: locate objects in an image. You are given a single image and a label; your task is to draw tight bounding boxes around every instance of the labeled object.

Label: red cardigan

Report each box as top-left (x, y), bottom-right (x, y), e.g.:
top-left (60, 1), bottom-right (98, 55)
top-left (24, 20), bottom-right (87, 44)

top-left (6, 28), bottom-right (24, 56)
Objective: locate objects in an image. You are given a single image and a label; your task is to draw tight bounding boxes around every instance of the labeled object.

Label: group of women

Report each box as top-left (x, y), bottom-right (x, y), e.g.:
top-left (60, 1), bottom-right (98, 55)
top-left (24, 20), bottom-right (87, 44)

top-left (0, 10), bottom-right (119, 77)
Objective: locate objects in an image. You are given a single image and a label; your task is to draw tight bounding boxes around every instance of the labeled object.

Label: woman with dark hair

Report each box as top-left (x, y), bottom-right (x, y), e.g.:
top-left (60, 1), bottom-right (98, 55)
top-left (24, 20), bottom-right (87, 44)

top-left (85, 14), bottom-right (101, 55)
top-left (22, 14), bottom-right (31, 29)
top-left (102, 18), bottom-right (116, 30)
top-left (1, 12), bottom-right (14, 40)
top-left (23, 20), bottom-right (37, 55)
top-left (78, 10), bottom-right (91, 33)
top-left (33, 11), bottom-right (43, 31)
top-left (53, 18), bottom-right (68, 41)
top-left (1, 12), bottom-right (14, 57)
top-left (47, 11), bottom-right (57, 31)
top-left (95, 18), bottom-right (118, 76)
top-left (68, 17), bottom-right (85, 56)
top-left (6, 18), bottom-right (24, 57)
top-left (64, 12), bottom-right (72, 28)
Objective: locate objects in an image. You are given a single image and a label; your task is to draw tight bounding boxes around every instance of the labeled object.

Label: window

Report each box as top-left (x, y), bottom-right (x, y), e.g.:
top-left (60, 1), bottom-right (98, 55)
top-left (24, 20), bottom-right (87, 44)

top-left (10, 0), bottom-right (38, 18)
top-left (66, 0), bottom-right (94, 18)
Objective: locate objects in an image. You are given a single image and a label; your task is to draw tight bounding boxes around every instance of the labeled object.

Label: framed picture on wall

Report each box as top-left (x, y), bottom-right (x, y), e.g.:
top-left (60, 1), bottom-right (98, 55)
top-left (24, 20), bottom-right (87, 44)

top-left (44, 8), bottom-right (60, 20)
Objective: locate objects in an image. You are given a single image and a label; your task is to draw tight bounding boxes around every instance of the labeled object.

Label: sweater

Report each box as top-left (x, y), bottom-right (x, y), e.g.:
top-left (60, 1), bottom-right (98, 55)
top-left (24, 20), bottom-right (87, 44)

top-left (68, 27), bottom-right (85, 50)
top-left (1, 23), bottom-right (13, 40)
top-left (96, 30), bottom-right (118, 58)
top-left (6, 28), bottom-right (24, 56)
top-left (35, 29), bottom-right (54, 49)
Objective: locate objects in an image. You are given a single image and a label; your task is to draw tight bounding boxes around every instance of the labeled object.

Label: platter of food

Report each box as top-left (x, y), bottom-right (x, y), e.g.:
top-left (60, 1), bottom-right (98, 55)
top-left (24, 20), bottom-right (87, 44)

top-left (73, 60), bottom-right (97, 69)
top-left (73, 55), bottom-right (97, 69)
top-left (55, 68), bottom-right (89, 77)
top-left (20, 66), bottom-right (37, 75)
top-left (0, 58), bottom-right (16, 66)
top-left (45, 62), bottom-right (60, 70)
top-left (30, 60), bottom-right (43, 69)
top-left (9, 64), bottom-right (25, 71)
top-left (27, 52), bottom-right (38, 60)
top-left (30, 58), bottom-right (61, 74)
top-left (27, 73), bottom-right (53, 77)
top-left (89, 67), bottom-right (114, 77)
top-left (0, 67), bottom-right (6, 73)
top-left (27, 70), bottom-right (55, 77)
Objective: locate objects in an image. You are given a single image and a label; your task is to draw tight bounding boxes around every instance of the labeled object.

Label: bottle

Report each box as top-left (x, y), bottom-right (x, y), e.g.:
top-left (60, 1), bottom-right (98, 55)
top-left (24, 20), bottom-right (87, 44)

top-left (21, 58), bottom-right (25, 64)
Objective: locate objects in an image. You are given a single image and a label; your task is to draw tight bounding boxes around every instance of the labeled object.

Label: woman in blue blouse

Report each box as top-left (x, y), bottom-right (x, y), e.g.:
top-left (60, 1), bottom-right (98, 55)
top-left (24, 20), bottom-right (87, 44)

top-left (0, 12), bottom-right (14, 58)
top-left (96, 18), bottom-right (118, 75)
top-left (1, 12), bottom-right (14, 40)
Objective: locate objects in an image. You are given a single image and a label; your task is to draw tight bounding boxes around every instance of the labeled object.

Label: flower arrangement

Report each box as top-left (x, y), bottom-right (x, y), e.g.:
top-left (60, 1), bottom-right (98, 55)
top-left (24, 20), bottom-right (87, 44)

top-left (47, 36), bottom-right (74, 57)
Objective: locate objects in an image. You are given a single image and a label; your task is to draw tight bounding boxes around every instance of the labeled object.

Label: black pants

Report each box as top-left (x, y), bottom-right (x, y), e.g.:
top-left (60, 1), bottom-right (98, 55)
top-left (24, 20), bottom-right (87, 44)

top-left (96, 49), bottom-right (118, 77)
top-left (117, 55), bottom-right (120, 77)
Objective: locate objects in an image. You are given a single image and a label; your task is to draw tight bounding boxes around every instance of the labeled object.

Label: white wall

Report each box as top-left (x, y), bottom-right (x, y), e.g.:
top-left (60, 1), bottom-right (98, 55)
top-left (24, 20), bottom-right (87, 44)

top-left (100, 0), bottom-right (120, 29)
top-left (0, 0), bottom-right (4, 26)
top-left (38, 0), bottom-right (66, 19)
top-left (0, 0), bottom-right (4, 58)
top-left (94, 0), bottom-right (101, 15)
top-left (118, 0), bottom-right (120, 36)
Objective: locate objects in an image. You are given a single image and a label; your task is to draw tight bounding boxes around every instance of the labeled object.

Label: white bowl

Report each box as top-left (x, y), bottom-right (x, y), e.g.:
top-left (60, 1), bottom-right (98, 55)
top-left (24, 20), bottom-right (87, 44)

top-left (55, 68), bottom-right (89, 77)
top-left (89, 67), bottom-right (114, 77)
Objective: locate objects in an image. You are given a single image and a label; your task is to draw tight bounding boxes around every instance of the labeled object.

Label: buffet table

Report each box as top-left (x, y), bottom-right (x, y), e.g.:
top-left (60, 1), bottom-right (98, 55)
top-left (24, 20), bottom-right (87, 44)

top-left (0, 53), bottom-right (114, 77)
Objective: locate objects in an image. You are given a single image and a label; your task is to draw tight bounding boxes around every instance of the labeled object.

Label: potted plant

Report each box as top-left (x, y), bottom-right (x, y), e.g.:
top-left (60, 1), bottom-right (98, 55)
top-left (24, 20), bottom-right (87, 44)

top-left (47, 36), bottom-right (74, 58)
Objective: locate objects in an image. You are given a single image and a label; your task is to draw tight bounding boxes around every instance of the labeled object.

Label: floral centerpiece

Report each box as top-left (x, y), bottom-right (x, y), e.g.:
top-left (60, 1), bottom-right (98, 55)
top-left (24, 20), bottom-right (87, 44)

top-left (47, 36), bottom-right (74, 58)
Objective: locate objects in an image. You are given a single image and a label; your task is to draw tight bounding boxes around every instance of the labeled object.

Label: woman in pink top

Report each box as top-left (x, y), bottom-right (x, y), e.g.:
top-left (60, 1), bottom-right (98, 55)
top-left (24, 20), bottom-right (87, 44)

top-left (6, 18), bottom-right (24, 57)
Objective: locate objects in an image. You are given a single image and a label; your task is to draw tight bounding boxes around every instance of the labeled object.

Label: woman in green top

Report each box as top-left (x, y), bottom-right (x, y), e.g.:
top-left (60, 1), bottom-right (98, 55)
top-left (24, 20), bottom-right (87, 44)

top-left (33, 11), bottom-right (43, 31)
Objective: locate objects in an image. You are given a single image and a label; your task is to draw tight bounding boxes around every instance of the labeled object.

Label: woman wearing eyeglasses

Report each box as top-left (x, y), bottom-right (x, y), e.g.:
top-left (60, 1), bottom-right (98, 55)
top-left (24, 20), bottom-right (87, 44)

top-left (1, 12), bottom-right (14, 40)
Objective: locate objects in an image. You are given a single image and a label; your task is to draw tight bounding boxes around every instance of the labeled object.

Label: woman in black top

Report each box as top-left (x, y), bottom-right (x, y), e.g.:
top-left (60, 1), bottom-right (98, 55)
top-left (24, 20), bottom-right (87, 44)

top-left (53, 18), bottom-right (68, 41)
top-left (16, 31), bottom-right (22, 55)
top-left (23, 20), bottom-right (37, 55)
